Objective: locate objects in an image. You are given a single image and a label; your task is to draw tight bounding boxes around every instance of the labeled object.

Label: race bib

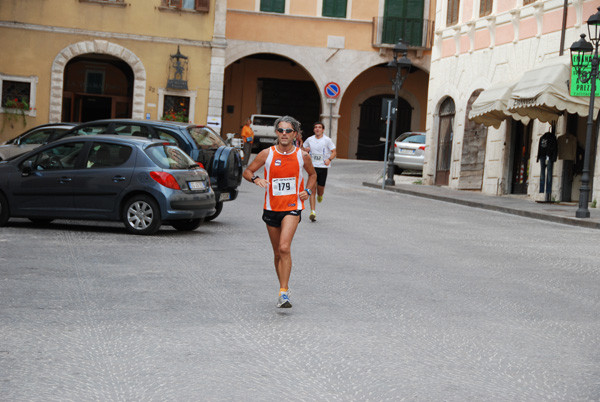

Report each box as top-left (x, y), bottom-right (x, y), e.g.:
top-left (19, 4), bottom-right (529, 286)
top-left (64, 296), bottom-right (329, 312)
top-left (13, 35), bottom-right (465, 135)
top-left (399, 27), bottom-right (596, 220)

top-left (272, 177), bottom-right (296, 196)
top-left (312, 154), bottom-right (324, 163)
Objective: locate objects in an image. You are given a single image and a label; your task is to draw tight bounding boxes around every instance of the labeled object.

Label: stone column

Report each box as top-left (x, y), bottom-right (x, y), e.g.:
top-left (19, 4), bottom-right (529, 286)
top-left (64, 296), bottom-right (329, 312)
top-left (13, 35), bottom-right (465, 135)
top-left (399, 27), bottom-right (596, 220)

top-left (208, 0), bottom-right (227, 134)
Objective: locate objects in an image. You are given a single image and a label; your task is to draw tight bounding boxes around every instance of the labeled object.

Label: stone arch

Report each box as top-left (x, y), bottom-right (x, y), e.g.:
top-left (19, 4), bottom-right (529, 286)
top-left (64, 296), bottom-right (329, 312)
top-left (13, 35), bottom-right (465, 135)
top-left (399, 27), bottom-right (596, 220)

top-left (49, 40), bottom-right (146, 122)
top-left (348, 85), bottom-right (421, 160)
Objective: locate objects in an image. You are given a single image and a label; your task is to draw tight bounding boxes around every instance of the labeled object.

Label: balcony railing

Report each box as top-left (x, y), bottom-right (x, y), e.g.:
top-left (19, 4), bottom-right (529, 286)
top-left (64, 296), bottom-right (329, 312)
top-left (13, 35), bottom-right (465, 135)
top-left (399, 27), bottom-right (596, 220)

top-left (372, 17), bottom-right (435, 49)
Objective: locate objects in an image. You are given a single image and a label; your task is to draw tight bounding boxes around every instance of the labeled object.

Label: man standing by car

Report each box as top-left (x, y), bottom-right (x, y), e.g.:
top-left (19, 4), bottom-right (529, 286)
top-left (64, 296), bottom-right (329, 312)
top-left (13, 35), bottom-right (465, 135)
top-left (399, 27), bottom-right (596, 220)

top-left (243, 115), bottom-right (316, 308)
top-left (302, 121), bottom-right (336, 222)
top-left (241, 117), bottom-right (254, 167)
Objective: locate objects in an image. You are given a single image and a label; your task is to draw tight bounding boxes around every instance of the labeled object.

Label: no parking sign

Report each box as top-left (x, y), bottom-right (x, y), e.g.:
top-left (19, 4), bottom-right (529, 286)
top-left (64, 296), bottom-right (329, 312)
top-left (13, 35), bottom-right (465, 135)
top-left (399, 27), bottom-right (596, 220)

top-left (324, 82), bottom-right (341, 99)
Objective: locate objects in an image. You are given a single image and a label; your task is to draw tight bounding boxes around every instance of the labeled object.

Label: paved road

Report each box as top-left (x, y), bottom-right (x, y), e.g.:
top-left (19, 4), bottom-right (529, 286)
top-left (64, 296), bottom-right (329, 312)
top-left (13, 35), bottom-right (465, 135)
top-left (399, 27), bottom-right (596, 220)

top-left (1, 160), bottom-right (599, 401)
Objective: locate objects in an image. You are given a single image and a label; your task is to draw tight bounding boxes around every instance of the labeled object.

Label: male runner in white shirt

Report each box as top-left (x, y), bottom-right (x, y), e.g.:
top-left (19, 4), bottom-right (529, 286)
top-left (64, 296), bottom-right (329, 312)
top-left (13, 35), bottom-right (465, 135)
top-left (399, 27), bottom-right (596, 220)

top-left (302, 121), bottom-right (337, 222)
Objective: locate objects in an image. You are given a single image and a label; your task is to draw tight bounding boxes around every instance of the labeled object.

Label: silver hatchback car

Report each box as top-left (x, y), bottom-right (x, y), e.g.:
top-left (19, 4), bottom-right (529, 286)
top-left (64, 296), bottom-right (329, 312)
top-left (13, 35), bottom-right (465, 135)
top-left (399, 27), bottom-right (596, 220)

top-left (393, 132), bottom-right (426, 174)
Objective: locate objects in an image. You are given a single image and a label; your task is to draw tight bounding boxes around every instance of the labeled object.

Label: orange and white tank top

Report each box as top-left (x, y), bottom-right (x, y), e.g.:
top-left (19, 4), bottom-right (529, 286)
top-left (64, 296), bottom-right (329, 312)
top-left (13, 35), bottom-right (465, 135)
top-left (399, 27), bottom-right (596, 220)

top-left (263, 146), bottom-right (305, 211)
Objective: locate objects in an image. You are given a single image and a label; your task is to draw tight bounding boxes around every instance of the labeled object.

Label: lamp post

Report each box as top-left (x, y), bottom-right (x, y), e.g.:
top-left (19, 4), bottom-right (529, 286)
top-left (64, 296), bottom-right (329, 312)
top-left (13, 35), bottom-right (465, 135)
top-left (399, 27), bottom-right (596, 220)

top-left (385, 39), bottom-right (412, 186)
top-left (570, 7), bottom-right (600, 218)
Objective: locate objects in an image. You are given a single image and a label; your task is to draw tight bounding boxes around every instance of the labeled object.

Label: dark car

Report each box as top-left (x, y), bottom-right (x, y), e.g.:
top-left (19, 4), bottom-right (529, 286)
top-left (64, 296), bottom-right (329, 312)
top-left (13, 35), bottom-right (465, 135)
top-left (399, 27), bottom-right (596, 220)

top-left (57, 119), bottom-right (242, 220)
top-left (0, 135), bottom-right (216, 235)
top-left (0, 123), bottom-right (77, 161)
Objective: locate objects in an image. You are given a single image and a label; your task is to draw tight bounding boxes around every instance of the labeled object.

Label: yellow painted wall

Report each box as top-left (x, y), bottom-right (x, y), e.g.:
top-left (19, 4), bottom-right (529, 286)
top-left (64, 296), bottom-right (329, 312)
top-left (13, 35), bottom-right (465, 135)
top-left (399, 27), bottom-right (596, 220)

top-left (0, 0), bottom-right (215, 141)
top-left (0, 0), bottom-right (215, 41)
top-left (226, 11), bottom-right (373, 51)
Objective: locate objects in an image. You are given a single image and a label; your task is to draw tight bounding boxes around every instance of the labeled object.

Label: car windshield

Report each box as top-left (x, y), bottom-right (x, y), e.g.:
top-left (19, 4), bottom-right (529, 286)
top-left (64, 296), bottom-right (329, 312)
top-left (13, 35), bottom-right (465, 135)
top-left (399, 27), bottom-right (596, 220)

top-left (253, 117), bottom-right (278, 126)
top-left (145, 143), bottom-right (197, 169)
top-left (188, 126), bottom-right (226, 149)
top-left (398, 133), bottom-right (426, 144)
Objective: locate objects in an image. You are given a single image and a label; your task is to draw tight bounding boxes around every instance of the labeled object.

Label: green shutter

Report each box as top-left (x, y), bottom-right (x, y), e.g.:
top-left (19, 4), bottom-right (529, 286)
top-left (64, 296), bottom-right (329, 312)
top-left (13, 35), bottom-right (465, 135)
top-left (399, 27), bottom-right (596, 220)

top-left (260, 0), bottom-right (285, 13)
top-left (323, 0), bottom-right (347, 18)
top-left (382, 0), bottom-right (424, 45)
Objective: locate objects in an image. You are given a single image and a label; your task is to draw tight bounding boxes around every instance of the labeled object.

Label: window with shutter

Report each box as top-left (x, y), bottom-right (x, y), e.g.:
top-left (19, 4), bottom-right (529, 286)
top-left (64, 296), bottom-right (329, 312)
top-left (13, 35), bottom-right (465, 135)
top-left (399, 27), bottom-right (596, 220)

top-left (195, 0), bottom-right (209, 12)
top-left (260, 0), bottom-right (285, 13)
top-left (479, 0), bottom-right (492, 17)
top-left (323, 0), bottom-right (347, 18)
top-left (447, 0), bottom-right (460, 26)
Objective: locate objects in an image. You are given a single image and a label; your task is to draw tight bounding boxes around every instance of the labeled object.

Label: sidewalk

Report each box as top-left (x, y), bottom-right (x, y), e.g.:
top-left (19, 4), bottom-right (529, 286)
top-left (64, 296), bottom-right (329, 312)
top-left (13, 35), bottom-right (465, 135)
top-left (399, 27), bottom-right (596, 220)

top-left (363, 174), bottom-right (600, 230)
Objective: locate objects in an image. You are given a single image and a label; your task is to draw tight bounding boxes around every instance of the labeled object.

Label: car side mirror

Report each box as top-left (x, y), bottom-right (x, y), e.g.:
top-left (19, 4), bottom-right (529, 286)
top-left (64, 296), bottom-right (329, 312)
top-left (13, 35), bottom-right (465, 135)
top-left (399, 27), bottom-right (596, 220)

top-left (22, 160), bottom-right (33, 176)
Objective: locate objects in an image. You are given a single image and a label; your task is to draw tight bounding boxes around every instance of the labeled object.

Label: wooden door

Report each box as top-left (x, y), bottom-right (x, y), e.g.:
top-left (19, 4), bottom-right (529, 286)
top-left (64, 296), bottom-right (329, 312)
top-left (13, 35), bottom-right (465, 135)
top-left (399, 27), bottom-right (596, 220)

top-left (435, 98), bottom-right (455, 186)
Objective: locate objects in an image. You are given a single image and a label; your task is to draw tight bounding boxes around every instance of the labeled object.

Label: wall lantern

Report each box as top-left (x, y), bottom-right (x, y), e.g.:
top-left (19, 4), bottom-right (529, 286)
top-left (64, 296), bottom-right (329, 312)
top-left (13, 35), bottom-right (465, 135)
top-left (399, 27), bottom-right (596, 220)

top-left (167, 46), bottom-right (189, 90)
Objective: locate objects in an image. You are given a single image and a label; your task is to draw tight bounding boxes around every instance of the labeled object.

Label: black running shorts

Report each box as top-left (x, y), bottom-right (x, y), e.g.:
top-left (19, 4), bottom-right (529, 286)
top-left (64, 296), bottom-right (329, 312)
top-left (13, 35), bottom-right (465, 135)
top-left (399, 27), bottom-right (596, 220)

top-left (262, 210), bottom-right (302, 227)
top-left (315, 167), bottom-right (329, 187)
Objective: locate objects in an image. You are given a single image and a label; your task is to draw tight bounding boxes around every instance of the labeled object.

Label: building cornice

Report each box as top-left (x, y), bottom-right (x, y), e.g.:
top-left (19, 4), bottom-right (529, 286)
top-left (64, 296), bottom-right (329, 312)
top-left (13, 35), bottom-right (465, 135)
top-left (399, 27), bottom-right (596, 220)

top-left (0, 21), bottom-right (213, 48)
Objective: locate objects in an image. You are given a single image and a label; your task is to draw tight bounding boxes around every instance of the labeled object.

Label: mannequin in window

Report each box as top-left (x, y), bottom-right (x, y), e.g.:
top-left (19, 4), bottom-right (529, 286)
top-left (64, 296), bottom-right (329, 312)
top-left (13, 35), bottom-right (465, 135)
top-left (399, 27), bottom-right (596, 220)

top-left (537, 130), bottom-right (557, 197)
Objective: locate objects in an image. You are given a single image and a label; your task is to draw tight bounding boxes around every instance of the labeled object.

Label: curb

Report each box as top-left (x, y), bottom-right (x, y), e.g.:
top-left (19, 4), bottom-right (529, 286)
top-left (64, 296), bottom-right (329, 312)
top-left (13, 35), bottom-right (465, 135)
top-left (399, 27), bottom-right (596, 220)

top-left (363, 182), bottom-right (600, 230)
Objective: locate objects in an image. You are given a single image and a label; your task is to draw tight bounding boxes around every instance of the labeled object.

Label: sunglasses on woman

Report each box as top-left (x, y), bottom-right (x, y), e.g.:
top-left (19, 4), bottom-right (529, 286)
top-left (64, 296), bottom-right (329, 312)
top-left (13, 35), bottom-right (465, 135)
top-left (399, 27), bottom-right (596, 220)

top-left (277, 128), bottom-right (295, 134)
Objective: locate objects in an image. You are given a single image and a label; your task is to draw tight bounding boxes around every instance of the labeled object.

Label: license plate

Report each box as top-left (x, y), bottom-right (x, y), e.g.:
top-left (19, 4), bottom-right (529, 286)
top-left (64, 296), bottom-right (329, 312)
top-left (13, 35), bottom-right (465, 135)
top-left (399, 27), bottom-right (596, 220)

top-left (219, 192), bottom-right (231, 201)
top-left (399, 148), bottom-right (414, 154)
top-left (259, 137), bottom-right (275, 143)
top-left (188, 181), bottom-right (207, 191)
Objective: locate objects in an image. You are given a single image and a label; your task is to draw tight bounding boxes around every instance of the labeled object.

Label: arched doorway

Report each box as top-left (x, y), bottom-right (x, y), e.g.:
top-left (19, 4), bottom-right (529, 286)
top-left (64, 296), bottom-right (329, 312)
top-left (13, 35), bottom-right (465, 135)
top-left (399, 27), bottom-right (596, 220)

top-left (62, 54), bottom-right (134, 122)
top-left (458, 90), bottom-right (488, 190)
top-left (435, 97), bottom-right (455, 185)
top-left (356, 94), bottom-right (411, 160)
top-left (222, 54), bottom-right (320, 140)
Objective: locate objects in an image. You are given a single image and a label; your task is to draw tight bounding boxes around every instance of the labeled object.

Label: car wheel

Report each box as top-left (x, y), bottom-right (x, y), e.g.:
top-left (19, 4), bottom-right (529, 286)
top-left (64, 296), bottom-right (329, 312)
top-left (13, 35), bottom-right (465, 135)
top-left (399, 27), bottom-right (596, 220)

top-left (0, 192), bottom-right (9, 226)
top-left (28, 218), bottom-right (54, 225)
top-left (394, 166), bottom-right (404, 175)
top-left (204, 201), bottom-right (223, 222)
top-left (122, 195), bottom-right (161, 235)
top-left (211, 146), bottom-right (243, 191)
top-left (171, 218), bottom-right (203, 231)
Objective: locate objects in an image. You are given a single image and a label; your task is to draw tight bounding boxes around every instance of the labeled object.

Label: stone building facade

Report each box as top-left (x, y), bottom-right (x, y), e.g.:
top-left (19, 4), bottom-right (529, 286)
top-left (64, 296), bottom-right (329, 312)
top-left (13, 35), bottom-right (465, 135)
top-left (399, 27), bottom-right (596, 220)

top-left (424, 0), bottom-right (600, 205)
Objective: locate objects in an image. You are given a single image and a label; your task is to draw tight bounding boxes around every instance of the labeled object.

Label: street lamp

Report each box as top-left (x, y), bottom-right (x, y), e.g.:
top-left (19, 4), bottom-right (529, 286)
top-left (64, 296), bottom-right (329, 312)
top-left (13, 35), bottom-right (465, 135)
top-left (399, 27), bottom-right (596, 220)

top-left (570, 6), bottom-right (600, 218)
top-left (385, 39), bottom-right (412, 186)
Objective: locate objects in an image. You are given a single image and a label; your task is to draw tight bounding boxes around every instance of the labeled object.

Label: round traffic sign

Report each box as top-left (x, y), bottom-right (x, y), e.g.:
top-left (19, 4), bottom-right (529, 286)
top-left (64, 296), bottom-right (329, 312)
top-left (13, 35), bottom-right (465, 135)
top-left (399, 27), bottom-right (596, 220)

top-left (324, 82), bottom-right (341, 99)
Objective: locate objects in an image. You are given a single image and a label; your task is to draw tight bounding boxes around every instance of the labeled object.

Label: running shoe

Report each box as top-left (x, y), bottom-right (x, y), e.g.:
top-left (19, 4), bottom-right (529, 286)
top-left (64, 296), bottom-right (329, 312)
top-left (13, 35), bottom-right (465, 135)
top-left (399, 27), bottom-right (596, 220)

top-left (309, 211), bottom-right (316, 221)
top-left (277, 292), bottom-right (292, 308)
top-left (317, 195), bottom-right (323, 203)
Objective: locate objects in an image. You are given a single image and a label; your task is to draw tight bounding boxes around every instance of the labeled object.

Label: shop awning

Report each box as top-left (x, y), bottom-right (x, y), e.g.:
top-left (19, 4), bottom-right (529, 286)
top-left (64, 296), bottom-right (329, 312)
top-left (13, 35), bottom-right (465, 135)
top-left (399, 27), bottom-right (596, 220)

top-left (507, 56), bottom-right (600, 123)
top-left (469, 80), bottom-right (519, 129)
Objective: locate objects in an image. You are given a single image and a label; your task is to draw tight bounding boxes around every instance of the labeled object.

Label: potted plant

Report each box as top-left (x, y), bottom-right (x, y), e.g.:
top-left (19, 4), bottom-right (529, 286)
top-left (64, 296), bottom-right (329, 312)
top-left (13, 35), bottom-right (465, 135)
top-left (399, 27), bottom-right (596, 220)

top-left (2, 97), bottom-right (30, 131)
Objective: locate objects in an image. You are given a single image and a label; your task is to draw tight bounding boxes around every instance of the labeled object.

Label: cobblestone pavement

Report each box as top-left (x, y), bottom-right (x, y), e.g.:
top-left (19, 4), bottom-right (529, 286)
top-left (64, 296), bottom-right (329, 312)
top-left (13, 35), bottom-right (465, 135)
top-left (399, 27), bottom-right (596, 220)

top-left (1, 159), bottom-right (599, 401)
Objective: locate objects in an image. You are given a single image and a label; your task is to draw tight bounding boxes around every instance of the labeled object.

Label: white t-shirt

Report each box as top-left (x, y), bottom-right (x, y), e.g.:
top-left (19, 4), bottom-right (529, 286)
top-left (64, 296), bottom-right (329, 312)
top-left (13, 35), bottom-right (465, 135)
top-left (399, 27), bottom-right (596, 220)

top-left (303, 135), bottom-right (336, 168)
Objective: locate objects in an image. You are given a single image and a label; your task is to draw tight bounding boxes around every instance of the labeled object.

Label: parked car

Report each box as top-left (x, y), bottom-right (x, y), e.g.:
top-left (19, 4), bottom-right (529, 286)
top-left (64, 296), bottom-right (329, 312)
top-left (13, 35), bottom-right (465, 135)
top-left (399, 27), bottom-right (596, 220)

top-left (57, 119), bottom-right (242, 220)
top-left (249, 114), bottom-right (281, 151)
top-left (0, 135), bottom-right (216, 235)
top-left (0, 123), bottom-right (77, 161)
top-left (393, 132), bottom-right (426, 174)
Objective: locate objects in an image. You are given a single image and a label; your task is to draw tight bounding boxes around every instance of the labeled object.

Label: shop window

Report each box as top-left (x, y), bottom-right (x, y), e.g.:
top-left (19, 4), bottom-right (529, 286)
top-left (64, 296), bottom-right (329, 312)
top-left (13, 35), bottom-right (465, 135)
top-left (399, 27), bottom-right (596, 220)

top-left (0, 75), bottom-right (37, 118)
top-left (162, 0), bottom-right (209, 12)
top-left (447, 0), bottom-right (460, 26)
top-left (323, 0), bottom-right (347, 18)
top-left (479, 0), bottom-right (492, 17)
top-left (260, 0), bottom-right (285, 13)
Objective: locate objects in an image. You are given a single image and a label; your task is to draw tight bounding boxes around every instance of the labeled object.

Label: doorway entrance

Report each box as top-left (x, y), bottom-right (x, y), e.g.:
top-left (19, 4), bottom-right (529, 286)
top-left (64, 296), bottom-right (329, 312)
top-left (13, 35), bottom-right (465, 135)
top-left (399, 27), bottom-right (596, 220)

top-left (510, 120), bottom-right (532, 194)
top-left (62, 54), bottom-right (133, 122)
top-left (435, 97), bottom-right (455, 186)
top-left (356, 94), bottom-right (411, 160)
